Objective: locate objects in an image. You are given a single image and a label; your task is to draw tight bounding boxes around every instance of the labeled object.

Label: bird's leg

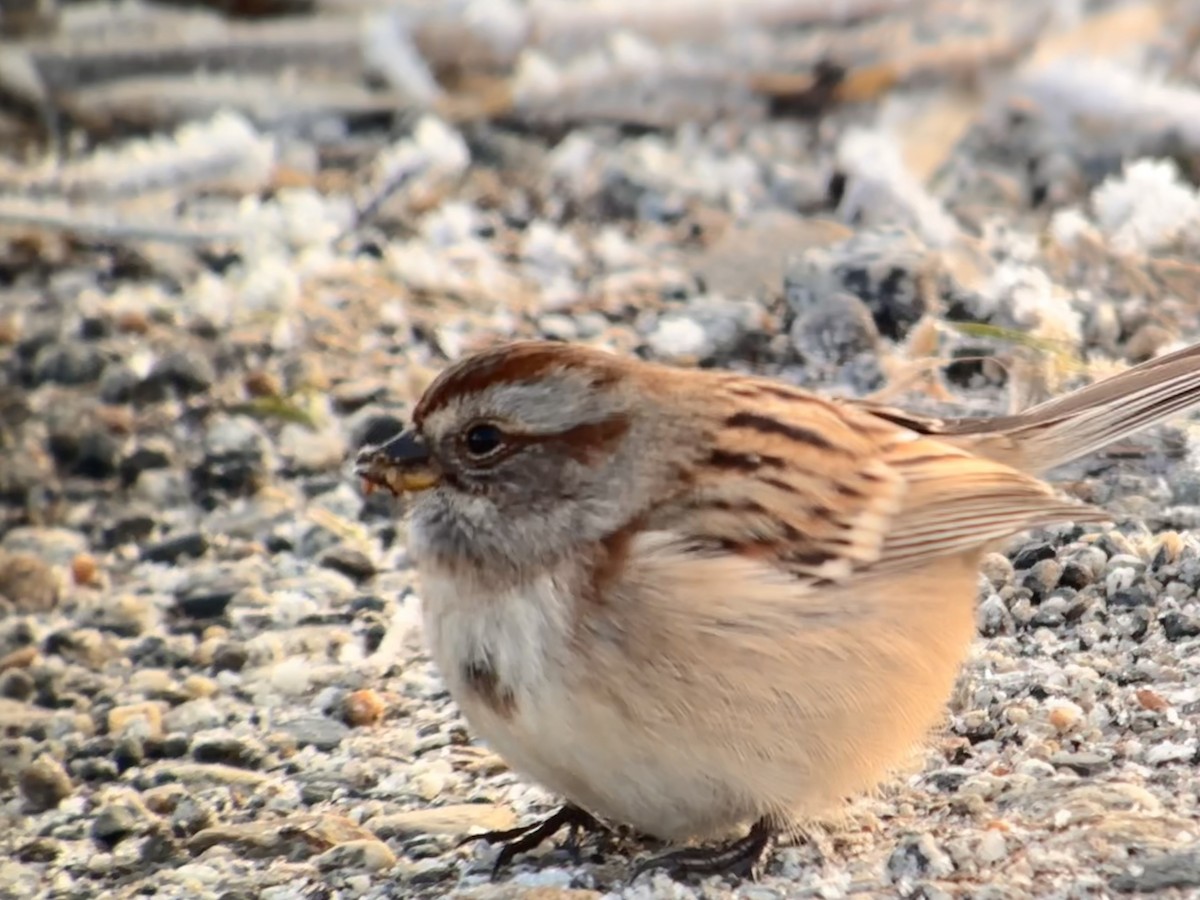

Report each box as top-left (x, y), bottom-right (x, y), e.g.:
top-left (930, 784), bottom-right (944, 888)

top-left (457, 804), bottom-right (607, 876)
top-left (632, 817), bottom-right (778, 882)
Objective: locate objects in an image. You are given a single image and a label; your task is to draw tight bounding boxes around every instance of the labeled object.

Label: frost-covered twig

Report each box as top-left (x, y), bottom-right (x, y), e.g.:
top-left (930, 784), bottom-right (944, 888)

top-left (531, 0), bottom-right (920, 55)
top-left (0, 196), bottom-right (245, 245)
top-left (26, 11), bottom-right (363, 90)
top-left (1, 111), bottom-right (275, 200)
top-left (1011, 60), bottom-right (1200, 153)
top-left (512, 35), bottom-right (763, 127)
top-left (62, 74), bottom-right (408, 134)
top-left (338, 116), bottom-right (470, 239)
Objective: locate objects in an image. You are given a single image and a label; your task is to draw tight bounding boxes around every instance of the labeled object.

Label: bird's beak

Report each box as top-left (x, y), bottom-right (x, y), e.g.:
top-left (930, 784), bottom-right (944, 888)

top-left (355, 430), bottom-right (441, 496)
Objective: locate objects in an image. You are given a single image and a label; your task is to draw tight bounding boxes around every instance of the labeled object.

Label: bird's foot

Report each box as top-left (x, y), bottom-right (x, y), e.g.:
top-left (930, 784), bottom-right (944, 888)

top-left (632, 817), bottom-right (777, 882)
top-left (458, 804), bottom-right (607, 877)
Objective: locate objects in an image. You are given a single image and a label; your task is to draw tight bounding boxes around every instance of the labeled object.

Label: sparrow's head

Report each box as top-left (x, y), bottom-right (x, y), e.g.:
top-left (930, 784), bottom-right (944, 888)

top-left (356, 342), bottom-right (699, 578)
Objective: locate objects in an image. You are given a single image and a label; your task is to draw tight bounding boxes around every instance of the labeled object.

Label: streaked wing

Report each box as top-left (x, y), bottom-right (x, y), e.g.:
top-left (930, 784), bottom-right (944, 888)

top-left (652, 376), bottom-right (1106, 585)
top-left (874, 435), bottom-right (1109, 568)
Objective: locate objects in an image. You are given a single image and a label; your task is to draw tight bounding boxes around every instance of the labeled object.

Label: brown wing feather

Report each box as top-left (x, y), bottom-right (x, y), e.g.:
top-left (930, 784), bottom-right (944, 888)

top-left (875, 444), bottom-right (1110, 568)
top-left (651, 373), bottom-right (1106, 585)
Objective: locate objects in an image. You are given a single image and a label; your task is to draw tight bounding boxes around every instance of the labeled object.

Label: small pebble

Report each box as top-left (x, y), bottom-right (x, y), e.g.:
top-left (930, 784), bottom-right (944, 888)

top-left (70, 554), bottom-right (100, 587)
top-left (0, 646), bottom-right (38, 672)
top-left (108, 703), bottom-right (165, 740)
top-left (1161, 611), bottom-right (1200, 641)
top-left (368, 804), bottom-right (517, 839)
top-left (0, 552), bottom-right (59, 613)
top-left (1023, 559), bottom-right (1063, 598)
top-left (977, 830), bottom-right (1007, 864)
top-left (1135, 689), bottom-right (1169, 711)
top-left (318, 545), bottom-right (377, 581)
top-left (886, 833), bottom-right (954, 882)
top-left (979, 553), bottom-right (1014, 589)
top-left (142, 532), bottom-right (209, 564)
top-left (182, 675), bottom-right (219, 699)
top-left (312, 839), bottom-right (397, 872)
top-left (210, 641), bottom-right (249, 674)
top-left (191, 730), bottom-right (267, 769)
top-left (277, 716), bottom-right (349, 751)
top-left (162, 699), bottom-right (223, 735)
top-left (18, 753), bottom-right (73, 811)
top-left (91, 795), bottom-right (155, 847)
top-left (1145, 740), bottom-right (1196, 765)
top-left (1047, 701), bottom-right (1083, 732)
top-left (341, 689), bottom-right (386, 727)
top-left (175, 579), bottom-right (241, 619)
top-left (1011, 543), bottom-right (1057, 570)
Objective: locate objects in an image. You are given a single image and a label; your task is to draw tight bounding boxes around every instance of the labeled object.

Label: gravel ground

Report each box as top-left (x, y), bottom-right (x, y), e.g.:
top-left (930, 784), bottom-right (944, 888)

top-left (7, 2), bottom-right (1200, 899)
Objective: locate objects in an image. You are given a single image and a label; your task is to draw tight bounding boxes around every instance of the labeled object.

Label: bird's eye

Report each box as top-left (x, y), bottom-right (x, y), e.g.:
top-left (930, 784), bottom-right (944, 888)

top-left (463, 423), bottom-right (504, 458)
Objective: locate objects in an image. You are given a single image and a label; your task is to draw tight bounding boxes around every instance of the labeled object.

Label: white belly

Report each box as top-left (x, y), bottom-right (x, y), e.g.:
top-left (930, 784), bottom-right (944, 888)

top-left (416, 550), bottom-right (977, 842)
top-left (419, 568), bottom-right (756, 840)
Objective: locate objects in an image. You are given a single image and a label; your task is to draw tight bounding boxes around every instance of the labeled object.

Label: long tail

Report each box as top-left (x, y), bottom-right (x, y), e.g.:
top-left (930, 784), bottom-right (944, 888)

top-left (946, 341), bottom-right (1200, 474)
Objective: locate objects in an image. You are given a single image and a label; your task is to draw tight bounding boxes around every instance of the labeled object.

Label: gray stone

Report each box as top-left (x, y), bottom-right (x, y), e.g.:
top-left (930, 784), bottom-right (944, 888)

top-left (170, 796), bottom-right (215, 836)
top-left (32, 342), bottom-right (106, 385)
top-left (1048, 751), bottom-right (1112, 776)
top-left (175, 573), bottom-right (244, 619)
top-left (277, 716), bottom-right (349, 751)
top-left (886, 833), bottom-right (955, 883)
top-left (145, 350), bottom-right (215, 396)
top-left (1112, 849), bottom-right (1200, 892)
top-left (1161, 611), bottom-right (1200, 641)
top-left (1023, 559), bottom-right (1063, 598)
top-left (1, 527), bottom-right (87, 567)
top-left (191, 729), bottom-right (267, 769)
top-left (312, 839), bottom-right (396, 872)
top-left (162, 699), bottom-right (225, 735)
top-left (92, 796), bottom-right (155, 847)
top-left (790, 292), bottom-right (879, 367)
top-left (318, 545), bottom-right (377, 581)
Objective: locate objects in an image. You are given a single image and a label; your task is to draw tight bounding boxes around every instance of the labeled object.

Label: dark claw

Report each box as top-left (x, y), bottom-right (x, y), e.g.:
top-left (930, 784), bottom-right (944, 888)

top-left (457, 805), bottom-right (607, 877)
top-left (632, 817), bottom-right (778, 882)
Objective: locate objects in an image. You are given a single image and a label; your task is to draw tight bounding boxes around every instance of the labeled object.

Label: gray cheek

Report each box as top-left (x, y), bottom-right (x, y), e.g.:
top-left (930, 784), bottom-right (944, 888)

top-left (405, 459), bottom-right (635, 572)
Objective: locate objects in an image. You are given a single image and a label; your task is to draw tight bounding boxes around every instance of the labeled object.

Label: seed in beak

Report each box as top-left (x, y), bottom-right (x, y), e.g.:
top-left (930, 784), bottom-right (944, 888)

top-left (355, 430), bottom-right (441, 496)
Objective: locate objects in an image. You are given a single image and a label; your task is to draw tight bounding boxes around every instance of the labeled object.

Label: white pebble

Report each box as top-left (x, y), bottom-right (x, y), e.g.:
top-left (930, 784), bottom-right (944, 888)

top-left (1093, 158), bottom-right (1200, 254)
top-left (269, 657), bottom-right (312, 696)
top-left (86, 854), bottom-right (113, 875)
top-left (1145, 739), bottom-right (1196, 765)
top-left (978, 830), bottom-right (1008, 863)
top-left (1106, 566), bottom-right (1137, 595)
top-left (509, 867), bottom-right (575, 888)
top-left (272, 590), bottom-right (321, 626)
top-left (1015, 759), bottom-right (1056, 779)
top-left (648, 317), bottom-right (709, 360)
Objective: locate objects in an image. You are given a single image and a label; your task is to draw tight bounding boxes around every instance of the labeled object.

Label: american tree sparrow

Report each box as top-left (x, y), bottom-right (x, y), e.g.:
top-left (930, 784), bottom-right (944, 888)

top-left (357, 339), bottom-right (1200, 879)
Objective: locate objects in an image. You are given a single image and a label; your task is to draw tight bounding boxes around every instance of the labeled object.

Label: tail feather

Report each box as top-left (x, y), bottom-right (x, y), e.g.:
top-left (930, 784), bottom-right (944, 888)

top-left (947, 342), bottom-right (1200, 473)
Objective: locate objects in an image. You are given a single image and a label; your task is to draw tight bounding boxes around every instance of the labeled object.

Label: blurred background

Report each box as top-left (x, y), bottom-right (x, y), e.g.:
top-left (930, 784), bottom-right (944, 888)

top-left (5, 2), bottom-right (1200, 898)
